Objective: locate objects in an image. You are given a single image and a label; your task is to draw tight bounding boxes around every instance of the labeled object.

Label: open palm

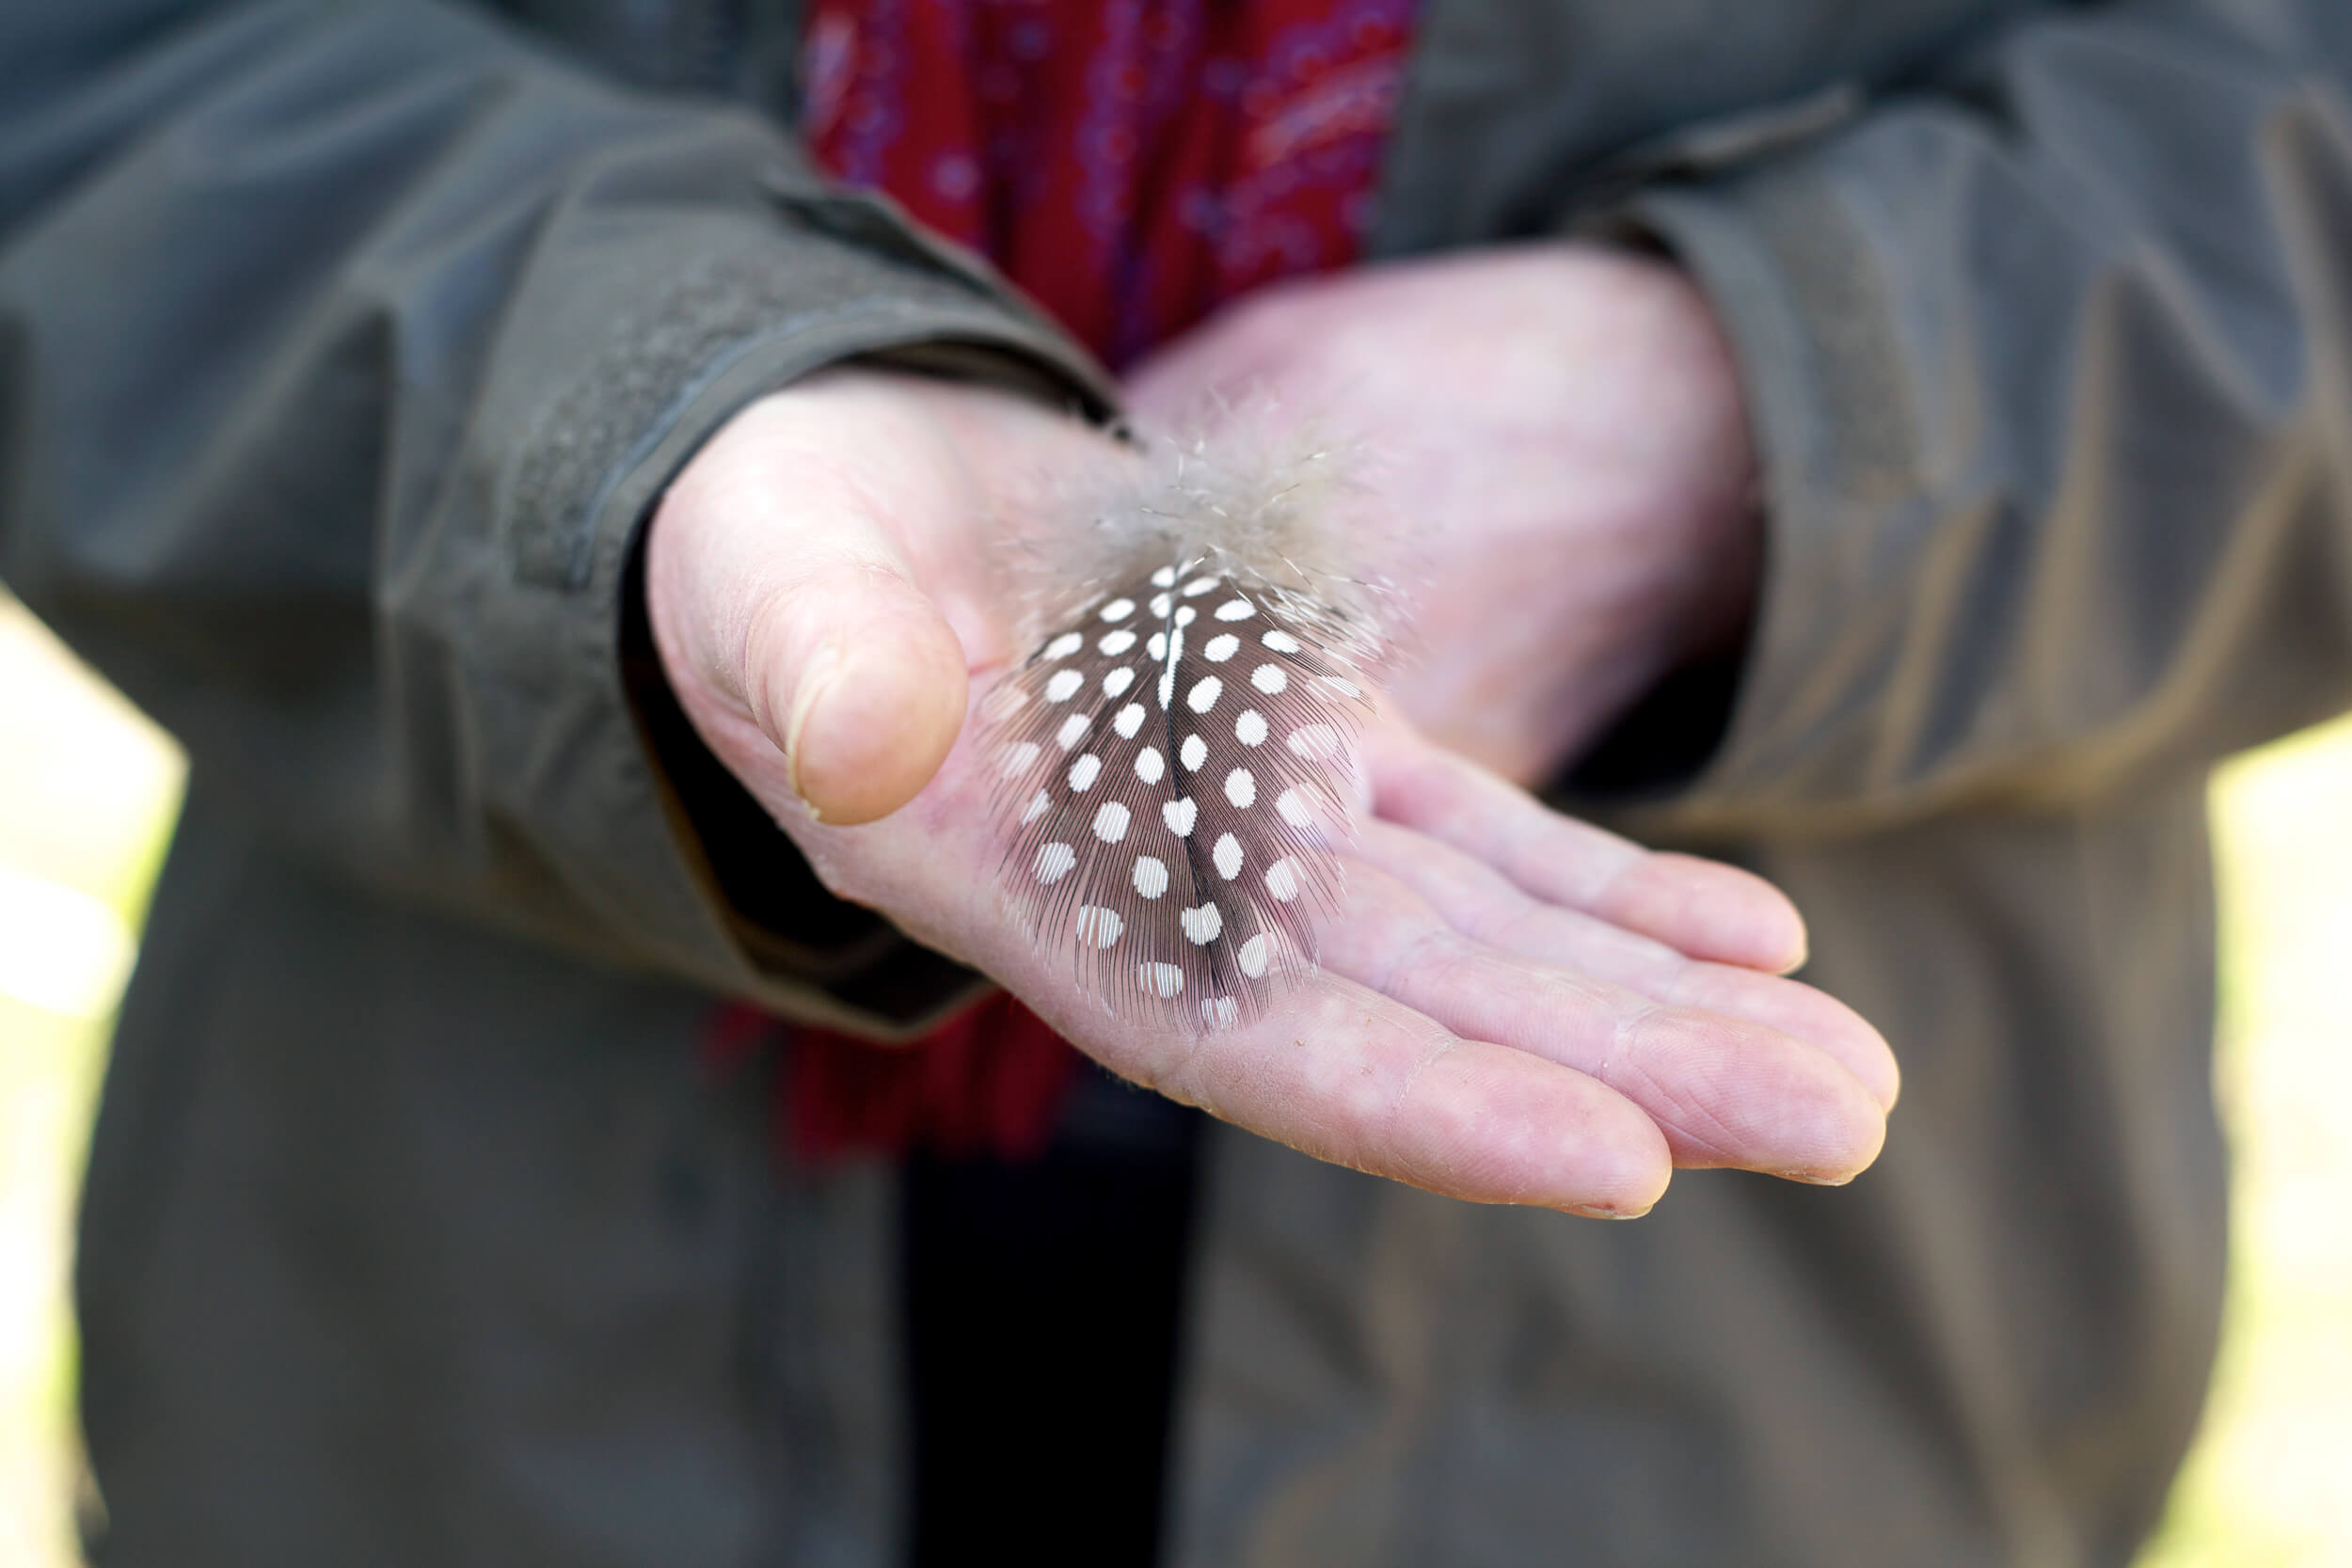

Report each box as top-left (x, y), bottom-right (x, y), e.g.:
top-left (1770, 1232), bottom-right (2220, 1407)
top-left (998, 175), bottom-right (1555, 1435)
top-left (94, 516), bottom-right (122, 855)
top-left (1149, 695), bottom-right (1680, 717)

top-left (644, 370), bottom-right (1895, 1217)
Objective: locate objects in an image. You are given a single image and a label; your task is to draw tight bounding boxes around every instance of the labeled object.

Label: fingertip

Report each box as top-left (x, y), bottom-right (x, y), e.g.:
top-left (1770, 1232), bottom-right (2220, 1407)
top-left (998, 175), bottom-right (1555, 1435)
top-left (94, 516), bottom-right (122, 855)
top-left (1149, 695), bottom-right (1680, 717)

top-left (1785, 1059), bottom-right (1889, 1184)
top-left (1843, 1014), bottom-right (1901, 1115)
top-left (1627, 852), bottom-right (1810, 974)
top-left (1537, 1094), bottom-right (1674, 1219)
top-left (1672, 962), bottom-right (1900, 1117)
top-left (1607, 1000), bottom-right (1890, 1185)
top-left (784, 606), bottom-right (969, 825)
top-left (1563, 1160), bottom-right (1670, 1220)
top-left (1726, 1011), bottom-right (1890, 1183)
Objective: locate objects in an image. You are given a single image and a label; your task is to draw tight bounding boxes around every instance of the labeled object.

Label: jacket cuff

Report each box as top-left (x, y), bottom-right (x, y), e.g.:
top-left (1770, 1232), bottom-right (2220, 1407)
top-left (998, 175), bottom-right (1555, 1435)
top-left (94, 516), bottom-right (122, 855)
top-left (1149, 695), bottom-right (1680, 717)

top-left (474, 181), bottom-right (1115, 1036)
top-left (1607, 163), bottom-right (1931, 838)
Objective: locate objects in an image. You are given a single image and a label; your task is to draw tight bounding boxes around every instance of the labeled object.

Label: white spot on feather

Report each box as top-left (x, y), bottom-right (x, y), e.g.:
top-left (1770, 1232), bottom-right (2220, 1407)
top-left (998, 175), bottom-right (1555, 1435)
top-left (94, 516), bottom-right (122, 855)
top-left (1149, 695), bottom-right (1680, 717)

top-left (1262, 629), bottom-right (1302, 654)
top-left (1250, 663), bottom-right (1288, 695)
top-left (1056, 713), bottom-right (1089, 750)
top-left (1213, 832), bottom-right (1243, 879)
top-left (1069, 753), bottom-right (1102, 790)
top-left (1043, 632), bottom-right (1083, 659)
top-left (1181, 902), bottom-right (1223, 944)
top-left (1034, 843), bottom-right (1076, 884)
top-left (1092, 800), bottom-right (1130, 843)
top-left (1237, 934), bottom-right (1271, 977)
top-left (1075, 906), bottom-right (1123, 948)
top-left (1180, 735), bottom-right (1207, 770)
top-left (1134, 747), bottom-right (1165, 784)
top-left (1234, 709), bottom-right (1267, 746)
top-left (1163, 798), bottom-right (1197, 836)
top-left (1132, 856), bottom-right (1169, 899)
top-left (1204, 634), bottom-right (1239, 662)
top-left (1140, 961), bottom-right (1184, 997)
top-left (1100, 597), bottom-right (1136, 622)
top-left (1225, 767), bottom-right (1256, 809)
top-left (1113, 703), bottom-right (1147, 738)
top-left (1265, 858), bottom-right (1300, 901)
top-left (1188, 676), bottom-right (1223, 714)
top-left (1214, 598), bottom-right (1255, 622)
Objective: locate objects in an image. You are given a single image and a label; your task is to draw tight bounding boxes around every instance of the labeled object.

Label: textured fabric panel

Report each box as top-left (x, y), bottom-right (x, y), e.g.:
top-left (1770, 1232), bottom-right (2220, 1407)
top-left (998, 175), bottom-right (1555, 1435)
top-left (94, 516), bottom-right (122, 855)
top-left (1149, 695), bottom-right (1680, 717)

top-left (1626, 0), bottom-right (2352, 832)
top-left (77, 785), bottom-right (905, 1568)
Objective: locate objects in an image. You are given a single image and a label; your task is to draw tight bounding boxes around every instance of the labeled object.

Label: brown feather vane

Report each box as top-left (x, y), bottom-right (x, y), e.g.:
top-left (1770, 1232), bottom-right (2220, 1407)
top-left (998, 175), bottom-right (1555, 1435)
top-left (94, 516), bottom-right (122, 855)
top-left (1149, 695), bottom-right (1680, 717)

top-left (981, 438), bottom-right (1393, 1030)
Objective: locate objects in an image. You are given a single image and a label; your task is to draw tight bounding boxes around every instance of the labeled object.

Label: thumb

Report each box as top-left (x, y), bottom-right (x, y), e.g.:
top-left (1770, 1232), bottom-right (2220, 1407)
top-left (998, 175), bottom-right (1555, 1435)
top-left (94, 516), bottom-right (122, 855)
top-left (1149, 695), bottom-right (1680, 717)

top-left (743, 556), bottom-right (969, 826)
top-left (646, 377), bottom-right (976, 826)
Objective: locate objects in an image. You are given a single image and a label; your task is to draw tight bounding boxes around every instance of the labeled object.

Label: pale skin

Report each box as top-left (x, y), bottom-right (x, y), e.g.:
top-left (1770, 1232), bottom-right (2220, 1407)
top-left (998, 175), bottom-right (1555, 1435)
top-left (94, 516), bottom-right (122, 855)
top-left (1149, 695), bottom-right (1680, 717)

top-left (644, 240), bottom-right (1898, 1219)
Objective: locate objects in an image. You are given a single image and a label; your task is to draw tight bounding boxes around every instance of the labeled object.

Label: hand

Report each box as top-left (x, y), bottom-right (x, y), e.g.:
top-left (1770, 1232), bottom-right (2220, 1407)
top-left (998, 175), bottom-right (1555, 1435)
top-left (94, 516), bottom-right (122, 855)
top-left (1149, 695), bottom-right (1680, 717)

top-left (1125, 242), bottom-right (1760, 787)
top-left (644, 369), bottom-right (1895, 1215)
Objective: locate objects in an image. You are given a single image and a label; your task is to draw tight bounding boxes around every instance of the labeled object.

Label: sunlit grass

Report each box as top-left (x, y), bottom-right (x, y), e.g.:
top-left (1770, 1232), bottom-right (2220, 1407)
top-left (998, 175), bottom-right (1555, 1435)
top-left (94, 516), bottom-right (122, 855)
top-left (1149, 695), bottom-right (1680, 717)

top-left (2139, 713), bottom-right (2352, 1568)
top-left (0, 999), bottom-right (107, 1567)
top-left (0, 589), bottom-right (2346, 1563)
top-left (0, 594), bottom-right (181, 1567)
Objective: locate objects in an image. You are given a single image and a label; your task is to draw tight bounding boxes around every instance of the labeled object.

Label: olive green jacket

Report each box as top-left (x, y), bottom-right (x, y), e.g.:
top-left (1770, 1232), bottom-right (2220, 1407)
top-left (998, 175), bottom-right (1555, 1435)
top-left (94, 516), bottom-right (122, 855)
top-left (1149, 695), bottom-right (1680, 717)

top-left (6, 0), bottom-right (2351, 1562)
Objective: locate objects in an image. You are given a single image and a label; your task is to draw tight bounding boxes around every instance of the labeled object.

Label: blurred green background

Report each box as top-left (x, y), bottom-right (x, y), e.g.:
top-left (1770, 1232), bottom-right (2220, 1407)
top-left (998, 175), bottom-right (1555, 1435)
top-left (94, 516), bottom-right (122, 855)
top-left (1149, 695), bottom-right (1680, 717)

top-left (2, 589), bottom-right (2347, 1565)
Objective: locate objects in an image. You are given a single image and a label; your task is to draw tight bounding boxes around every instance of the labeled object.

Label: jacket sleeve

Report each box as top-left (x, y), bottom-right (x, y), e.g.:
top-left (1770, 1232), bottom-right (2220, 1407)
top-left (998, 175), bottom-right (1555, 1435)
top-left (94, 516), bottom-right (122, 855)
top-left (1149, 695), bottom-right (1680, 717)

top-left (0, 0), bottom-right (1114, 1035)
top-left (1602, 0), bottom-right (2352, 840)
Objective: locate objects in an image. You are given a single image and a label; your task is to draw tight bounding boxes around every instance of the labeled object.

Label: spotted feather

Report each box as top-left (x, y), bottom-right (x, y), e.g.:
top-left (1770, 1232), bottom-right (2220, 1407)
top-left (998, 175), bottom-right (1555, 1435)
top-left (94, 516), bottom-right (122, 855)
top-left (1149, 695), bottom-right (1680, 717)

top-left (988, 553), bottom-right (1379, 1029)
